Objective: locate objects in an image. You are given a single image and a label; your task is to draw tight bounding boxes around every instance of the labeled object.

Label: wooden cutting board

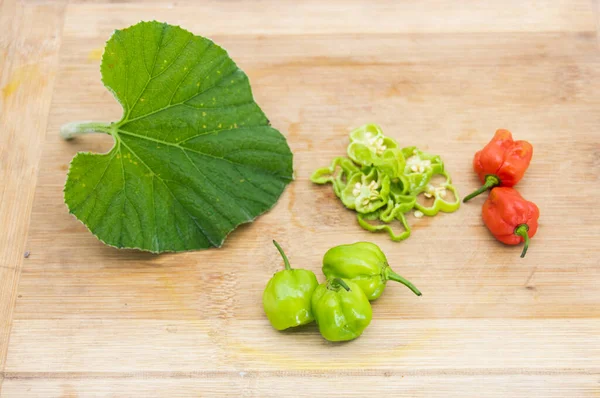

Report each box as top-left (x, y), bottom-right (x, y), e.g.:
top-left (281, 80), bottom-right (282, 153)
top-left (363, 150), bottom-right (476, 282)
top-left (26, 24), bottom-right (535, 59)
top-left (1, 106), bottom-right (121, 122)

top-left (1, 0), bottom-right (599, 396)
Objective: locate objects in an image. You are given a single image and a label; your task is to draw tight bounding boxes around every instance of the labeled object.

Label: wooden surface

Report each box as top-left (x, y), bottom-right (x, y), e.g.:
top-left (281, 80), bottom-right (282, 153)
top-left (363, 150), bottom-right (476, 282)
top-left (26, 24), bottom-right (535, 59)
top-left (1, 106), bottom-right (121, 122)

top-left (1, 0), bottom-right (599, 396)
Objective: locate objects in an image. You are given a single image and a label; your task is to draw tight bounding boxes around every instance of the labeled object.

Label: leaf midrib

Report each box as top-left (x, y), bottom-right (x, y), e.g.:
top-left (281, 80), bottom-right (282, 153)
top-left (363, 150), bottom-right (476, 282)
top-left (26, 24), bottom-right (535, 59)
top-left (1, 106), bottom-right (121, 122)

top-left (114, 127), bottom-right (290, 179)
top-left (110, 126), bottom-right (289, 249)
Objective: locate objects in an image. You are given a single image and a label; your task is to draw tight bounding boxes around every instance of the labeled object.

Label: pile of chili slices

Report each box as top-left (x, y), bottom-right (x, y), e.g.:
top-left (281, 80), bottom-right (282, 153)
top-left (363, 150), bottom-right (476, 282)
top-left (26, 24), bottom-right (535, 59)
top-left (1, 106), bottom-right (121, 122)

top-left (311, 124), bottom-right (460, 241)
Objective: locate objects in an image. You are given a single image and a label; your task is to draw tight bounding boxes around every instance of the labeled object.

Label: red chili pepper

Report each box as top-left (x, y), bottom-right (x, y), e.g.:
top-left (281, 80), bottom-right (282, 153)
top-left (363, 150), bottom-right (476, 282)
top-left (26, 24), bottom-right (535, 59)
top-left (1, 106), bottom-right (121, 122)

top-left (463, 129), bottom-right (533, 202)
top-left (482, 187), bottom-right (539, 258)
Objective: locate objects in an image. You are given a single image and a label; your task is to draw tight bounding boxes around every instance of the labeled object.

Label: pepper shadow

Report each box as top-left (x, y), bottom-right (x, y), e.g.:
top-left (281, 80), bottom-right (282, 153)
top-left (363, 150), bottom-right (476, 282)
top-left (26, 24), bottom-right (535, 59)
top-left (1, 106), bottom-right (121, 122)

top-left (278, 321), bottom-right (320, 336)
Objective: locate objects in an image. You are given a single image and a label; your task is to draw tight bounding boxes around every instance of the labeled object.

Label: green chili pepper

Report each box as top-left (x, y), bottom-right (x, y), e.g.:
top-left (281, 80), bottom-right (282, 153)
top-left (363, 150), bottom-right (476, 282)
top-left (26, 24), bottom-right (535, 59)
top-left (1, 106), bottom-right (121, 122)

top-left (355, 190), bottom-right (416, 241)
top-left (263, 241), bottom-right (319, 331)
top-left (311, 278), bottom-right (372, 342)
top-left (357, 211), bottom-right (411, 241)
top-left (310, 157), bottom-right (360, 198)
top-left (341, 168), bottom-right (390, 213)
top-left (390, 175), bottom-right (410, 195)
top-left (380, 197), bottom-right (415, 222)
top-left (401, 146), bottom-right (444, 194)
top-left (413, 171), bottom-right (461, 216)
top-left (322, 242), bottom-right (421, 300)
top-left (374, 148), bottom-right (406, 179)
top-left (347, 125), bottom-right (405, 179)
top-left (310, 124), bottom-right (461, 242)
top-left (388, 182), bottom-right (417, 209)
top-left (347, 124), bottom-right (399, 167)
top-left (356, 196), bottom-right (413, 241)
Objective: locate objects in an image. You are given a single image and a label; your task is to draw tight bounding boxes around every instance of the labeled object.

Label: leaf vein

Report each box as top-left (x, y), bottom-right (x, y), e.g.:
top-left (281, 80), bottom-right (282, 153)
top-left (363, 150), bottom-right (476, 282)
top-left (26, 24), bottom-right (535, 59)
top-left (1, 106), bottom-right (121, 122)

top-left (119, 63), bottom-right (239, 126)
top-left (117, 128), bottom-right (289, 179)
top-left (150, 33), bottom-right (194, 80)
top-left (148, 23), bottom-right (167, 78)
top-left (127, 31), bottom-right (193, 119)
top-left (181, 150), bottom-right (251, 221)
top-left (119, 149), bottom-right (146, 248)
top-left (69, 151), bottom-right (119, 213)
top-left (118, 139), bottom-right (219, 247)
top-left (167, 41), bottom-right (215, 105)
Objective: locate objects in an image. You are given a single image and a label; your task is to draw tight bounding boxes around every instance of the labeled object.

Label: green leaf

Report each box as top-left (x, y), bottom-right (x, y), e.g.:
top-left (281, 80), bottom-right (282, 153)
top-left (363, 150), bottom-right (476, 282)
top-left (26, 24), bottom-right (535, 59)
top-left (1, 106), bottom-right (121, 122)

top-left (62, 21), bottom-right (293, 253)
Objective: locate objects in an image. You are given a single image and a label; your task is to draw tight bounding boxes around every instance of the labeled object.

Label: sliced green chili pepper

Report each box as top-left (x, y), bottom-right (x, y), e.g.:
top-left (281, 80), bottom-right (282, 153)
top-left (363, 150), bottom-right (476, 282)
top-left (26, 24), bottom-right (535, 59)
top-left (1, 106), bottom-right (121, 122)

top-left (322, 242), bottom-right (422, 300)
top-left (357, 210), bottom-right (411, 241)
top-left (373, 148), bottom-right (406, 179)
top-left (310, 124), bottom-right (461, 242)
top-left (389, 175), bottom-right (410, 195)
top-left (401, 146), bottom-right (445, 194)
top-left (347, 124), bottom-right (399, 167)
top-left (354, 190), bottom-right (415, 241)
top-left (347, 124), bottom-right (406, 180)
top-left (388, 189), bottom-right (417, 212)
top-left (413, 171), bottom-right (461, 216)
top-left (378, 198), bottom-right (413, 222)
top-left (311, 277), bottom-right (372, 342)
top-left (263, 241), bottom-right (319, 331)
top-left (310, 157), bottom-right (360, 197)
top-left (341, 168), bottom-right (390, 213)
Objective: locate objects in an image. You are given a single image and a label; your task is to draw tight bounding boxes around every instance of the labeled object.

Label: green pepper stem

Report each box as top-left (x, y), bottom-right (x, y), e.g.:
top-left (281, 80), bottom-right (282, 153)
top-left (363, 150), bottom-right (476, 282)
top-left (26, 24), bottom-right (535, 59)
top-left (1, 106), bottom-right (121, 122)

top-left (386, 269), bottom-right (422, 296)
top-left (514, 224), bottom-right (531, 258)
top-left (463, 174), bottom-right (500, 203)
top-left (272, 240), bottom-right (292, 270)
top-left (332, 278), bottom-right (351, 292)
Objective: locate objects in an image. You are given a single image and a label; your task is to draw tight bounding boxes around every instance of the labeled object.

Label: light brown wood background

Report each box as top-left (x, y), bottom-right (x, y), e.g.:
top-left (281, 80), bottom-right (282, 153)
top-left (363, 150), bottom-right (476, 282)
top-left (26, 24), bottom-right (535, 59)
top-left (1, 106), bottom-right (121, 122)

top-left (1, 0), bottom-right (599, 396)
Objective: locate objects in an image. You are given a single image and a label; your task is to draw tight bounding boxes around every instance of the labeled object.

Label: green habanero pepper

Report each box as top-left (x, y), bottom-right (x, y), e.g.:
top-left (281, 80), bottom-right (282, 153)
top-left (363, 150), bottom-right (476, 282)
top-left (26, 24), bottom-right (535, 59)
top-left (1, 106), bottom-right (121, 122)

top-left (322, 242), bottom-right (422, 300)
top-left (263, 240), bottom-right (319, 331)
top-left (311, 278), bottom-right (372, 342)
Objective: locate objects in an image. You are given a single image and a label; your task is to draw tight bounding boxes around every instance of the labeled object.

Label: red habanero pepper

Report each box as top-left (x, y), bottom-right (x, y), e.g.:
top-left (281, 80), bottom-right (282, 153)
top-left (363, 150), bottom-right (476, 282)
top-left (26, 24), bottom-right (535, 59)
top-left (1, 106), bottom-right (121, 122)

top-left (482, 187), bottom-right (539, 258)
top-left (463, 129), bottom-right (533, 202)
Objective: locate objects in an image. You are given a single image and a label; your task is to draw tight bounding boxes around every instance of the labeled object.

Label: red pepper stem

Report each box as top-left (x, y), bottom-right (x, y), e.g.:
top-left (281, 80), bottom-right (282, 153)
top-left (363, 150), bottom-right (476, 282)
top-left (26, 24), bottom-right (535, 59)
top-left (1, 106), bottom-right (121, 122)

top-left (332, 278), bottom-right (351, 292)
top-left (272, 240), bottom-right (292, 270)
top-left (385, 268), bottom-right (422, 296)
top-left (463, 175), bottom-right (500, 203)
top-left (514, 224), bottom-right (530, 258)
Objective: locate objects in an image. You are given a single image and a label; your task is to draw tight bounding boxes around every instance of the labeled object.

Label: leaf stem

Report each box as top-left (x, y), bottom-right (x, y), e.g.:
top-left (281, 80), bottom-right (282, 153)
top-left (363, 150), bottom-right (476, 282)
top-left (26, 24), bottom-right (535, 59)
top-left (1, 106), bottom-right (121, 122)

top-left (60, 121), bottom-right (112, 140)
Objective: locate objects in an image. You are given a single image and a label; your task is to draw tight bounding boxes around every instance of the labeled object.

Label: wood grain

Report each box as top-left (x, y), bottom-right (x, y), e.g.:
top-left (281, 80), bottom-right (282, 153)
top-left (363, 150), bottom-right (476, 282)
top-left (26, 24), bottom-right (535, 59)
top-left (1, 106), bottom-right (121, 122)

top-left (0, 0), bottom-right (66, 391)
top-left (2, 0), bottom-right (600, 396)
top-left (3, 375), bottom-right (598, 398)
